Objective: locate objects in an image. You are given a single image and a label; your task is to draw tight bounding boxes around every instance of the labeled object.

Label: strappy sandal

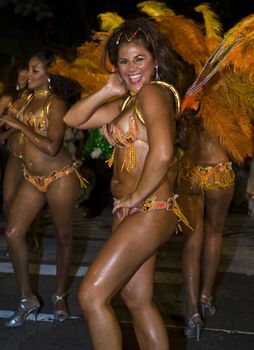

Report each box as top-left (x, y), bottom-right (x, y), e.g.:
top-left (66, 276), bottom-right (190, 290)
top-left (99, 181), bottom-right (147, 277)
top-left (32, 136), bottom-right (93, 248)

top-left (5, 295), bottom-right (40, 327)
top-left (200, 294), bottom-right (216, 319)
top-left (184, 313), bottom-right (204, 341)
top-left (52, 293), bottom-right (69, 322)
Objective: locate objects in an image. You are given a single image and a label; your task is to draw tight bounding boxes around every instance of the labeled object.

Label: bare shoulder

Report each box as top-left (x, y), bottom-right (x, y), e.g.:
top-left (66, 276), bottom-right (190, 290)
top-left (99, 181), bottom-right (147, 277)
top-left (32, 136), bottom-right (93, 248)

top-left (140, 82), bottom-right (180, 117)
top-left (138, 82), bottom-right (176, 107)
top-left (47, 94), bottom-right (67, 116)
top-left (48, 94), bottom-right (66, 108)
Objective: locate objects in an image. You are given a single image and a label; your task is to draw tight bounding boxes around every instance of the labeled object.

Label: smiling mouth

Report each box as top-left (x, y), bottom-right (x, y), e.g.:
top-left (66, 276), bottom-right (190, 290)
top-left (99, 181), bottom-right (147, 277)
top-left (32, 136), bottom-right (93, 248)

top-left (128, 74), bottom-right (142, 84)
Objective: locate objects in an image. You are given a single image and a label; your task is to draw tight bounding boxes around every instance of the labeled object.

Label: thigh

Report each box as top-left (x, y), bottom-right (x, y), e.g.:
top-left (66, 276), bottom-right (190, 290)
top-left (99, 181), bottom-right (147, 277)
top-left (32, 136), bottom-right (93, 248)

top-left (3, 156), bottom-right (23, 199)
top-left (80, 209), bottom-right (176, 299)
top-left (204, 186), bottom-right (235, 230)
top-left (6, 179), bottom-right (46, 235)
top-left (46, 172), bottom-right (81, 230)
top-left (121, 255), bottom-right (156, 304)
top-left (176, 178), bottom-right (205, 237)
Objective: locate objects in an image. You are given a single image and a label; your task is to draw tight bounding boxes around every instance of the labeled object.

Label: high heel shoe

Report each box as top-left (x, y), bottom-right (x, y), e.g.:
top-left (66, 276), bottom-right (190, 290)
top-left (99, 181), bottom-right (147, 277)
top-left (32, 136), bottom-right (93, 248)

top-left (184, 313), bottom-right (203, 341)
top-left (52, 293), bottom-right (68, 322)
top-left (200, 294), bottom-right (216, 319)
top-left (5, 295), bottom-right (40, 328)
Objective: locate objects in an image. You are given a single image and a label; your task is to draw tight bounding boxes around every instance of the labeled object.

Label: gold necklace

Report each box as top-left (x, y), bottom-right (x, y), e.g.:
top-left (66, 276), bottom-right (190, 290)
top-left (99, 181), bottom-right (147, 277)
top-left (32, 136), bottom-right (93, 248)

top-left (34, 89), bottom-right (51, 97)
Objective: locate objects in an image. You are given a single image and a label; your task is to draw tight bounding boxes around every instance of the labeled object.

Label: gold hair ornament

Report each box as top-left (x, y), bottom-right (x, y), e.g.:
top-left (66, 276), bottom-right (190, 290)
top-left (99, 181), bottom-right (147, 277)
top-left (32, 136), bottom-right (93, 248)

top-left (116, 29), bottom-right (149, 45)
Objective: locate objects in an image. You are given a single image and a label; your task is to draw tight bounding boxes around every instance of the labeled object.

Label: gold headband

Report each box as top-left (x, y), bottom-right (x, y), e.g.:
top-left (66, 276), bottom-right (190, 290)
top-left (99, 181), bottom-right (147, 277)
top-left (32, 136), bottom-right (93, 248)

top-left (116, 29), bottom-right (149, 45)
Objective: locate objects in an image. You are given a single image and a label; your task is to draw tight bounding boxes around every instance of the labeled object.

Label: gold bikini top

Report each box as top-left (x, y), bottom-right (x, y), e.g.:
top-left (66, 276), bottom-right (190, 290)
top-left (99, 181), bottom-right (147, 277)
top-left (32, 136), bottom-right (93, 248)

top-left (103, 80), bottom-right (181, 172)
top-left (16, 92), bottom-right (55, 136)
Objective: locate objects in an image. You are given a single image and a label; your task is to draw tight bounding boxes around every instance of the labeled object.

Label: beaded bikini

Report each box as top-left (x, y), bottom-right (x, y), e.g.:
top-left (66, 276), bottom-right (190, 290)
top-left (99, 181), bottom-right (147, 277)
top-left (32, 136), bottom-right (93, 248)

top-left (103, 80), bottom-right (192, 230)
top-left (16, 91), bottom-right (88, 192)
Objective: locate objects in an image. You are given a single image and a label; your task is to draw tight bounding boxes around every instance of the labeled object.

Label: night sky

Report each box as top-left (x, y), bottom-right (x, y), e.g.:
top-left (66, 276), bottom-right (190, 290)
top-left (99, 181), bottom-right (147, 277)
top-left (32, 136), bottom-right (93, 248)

top-left (0, 0), bottom-right (253, 68)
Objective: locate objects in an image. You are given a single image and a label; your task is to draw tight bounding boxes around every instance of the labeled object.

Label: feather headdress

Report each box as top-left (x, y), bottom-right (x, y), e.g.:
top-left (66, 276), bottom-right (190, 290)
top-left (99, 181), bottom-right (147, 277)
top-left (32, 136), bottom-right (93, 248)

top-left (223, 14), bottom-right (254, 82)
top-left (181, 34), bottom-right (244, 111)
top-left (137, 1), bottom-right (209, 73)
top-left (98, 12), bottom-right (125, 33)
top-left (137, 1), bottom-right (254, 163)
top-left (180, 12), bottom-right (254, 163)
top-left (182, 12), bottom-right (254, 111)
top-left (194, 3), bottom-right (223, 52)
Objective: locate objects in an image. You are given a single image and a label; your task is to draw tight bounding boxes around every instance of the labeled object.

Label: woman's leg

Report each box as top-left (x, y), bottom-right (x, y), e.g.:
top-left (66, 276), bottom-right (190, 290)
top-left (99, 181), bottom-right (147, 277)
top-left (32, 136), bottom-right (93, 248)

top-left (47, 173), bottom-right (80, 295)
top-left (78, 209), bottom-right (176, 350)
top-left (3, 156), bottom-right (41, 253)
top-left (5, 180), bottom-right (45, 297)
top-left (121, 255), bottom-right (169, 350)
top-left (2, 155), bottom-right (23, 218)
top-left (175, 174), bottom-right (205, 340)
top-left (181, 195), bottom-right (204, 317)
top-left (201, 187), bottom-right (234, 299)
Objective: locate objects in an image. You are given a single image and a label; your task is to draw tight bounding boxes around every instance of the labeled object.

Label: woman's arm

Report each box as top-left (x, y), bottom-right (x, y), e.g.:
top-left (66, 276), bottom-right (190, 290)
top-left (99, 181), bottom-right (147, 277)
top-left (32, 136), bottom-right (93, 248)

top-left (0, 128), bottom-right (18, 144)
top-left (63, 72), bottom-right (127, 129)
top-left (113, 84), bottom-right (176, 212)
top-left (0, 98), bottom-right (67, 157)
top-left (0, 95), bottom-right (11, 117)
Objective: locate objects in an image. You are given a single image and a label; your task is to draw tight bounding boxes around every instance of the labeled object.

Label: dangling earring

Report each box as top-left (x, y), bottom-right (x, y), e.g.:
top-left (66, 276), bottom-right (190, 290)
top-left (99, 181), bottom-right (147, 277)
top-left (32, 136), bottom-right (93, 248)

top-left (16, 84), bottom-right (20, 91)
top-left (119, 76), bottom-right (124, 85)
top-left (155, 65), bottom-right (160, 81)
top-left (47, 77), bottom-right (52, 90)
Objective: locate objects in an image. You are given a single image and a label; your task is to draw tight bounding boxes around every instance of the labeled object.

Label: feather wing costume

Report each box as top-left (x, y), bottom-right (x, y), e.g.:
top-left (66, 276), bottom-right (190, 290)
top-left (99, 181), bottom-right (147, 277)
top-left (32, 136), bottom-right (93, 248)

top-left (137, 1), bottom-right (254, 163)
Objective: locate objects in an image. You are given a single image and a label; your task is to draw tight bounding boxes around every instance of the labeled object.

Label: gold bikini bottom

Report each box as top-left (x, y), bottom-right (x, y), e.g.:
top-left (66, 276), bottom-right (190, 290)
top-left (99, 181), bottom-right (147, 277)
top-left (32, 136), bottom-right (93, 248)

top-left (114, 194), bottom-right (193, 231)
top-left (23, 164), bottom-right (88, 192)
top-left (177, 161), bottom-right (235, 191)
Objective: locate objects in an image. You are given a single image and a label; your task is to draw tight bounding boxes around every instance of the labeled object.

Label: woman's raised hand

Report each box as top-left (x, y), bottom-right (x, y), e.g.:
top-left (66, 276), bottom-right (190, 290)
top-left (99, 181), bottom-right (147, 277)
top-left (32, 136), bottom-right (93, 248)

top-left (105, 67), bottom-right (127, 96)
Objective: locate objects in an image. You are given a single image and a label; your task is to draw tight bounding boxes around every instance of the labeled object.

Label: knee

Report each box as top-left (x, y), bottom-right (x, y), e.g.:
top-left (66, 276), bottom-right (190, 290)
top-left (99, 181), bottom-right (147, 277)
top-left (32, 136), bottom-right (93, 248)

top-left (78, 280), bottom-right (106, 318)
top-left (183, 237), bottom-right (202, 256)
top-left (5, 226), bottom-right (19, 245)
top-left (121, 287), bottom-right (149, 314)
top-left (205, 222), bottom-right (223, 237)
top-left (55, 231), bottom-right (72, 247)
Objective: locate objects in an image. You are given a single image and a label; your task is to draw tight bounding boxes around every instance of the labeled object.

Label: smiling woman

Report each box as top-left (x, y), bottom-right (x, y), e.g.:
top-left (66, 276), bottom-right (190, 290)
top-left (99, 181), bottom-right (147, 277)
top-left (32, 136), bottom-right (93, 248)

top-left (63, 17), bottom-right (189, 350)
top-left (0, 50), bottom-right (86, 328)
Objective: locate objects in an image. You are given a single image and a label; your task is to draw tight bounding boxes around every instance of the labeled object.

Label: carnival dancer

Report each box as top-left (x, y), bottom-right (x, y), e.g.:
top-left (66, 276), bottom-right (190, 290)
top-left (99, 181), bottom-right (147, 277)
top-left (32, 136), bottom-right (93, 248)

top-left (0, 50), bottom-right (87, 327)
top-left (64, 17), bottom-right (190, 350)
top-left (138, 1), bottom-right (254, 341)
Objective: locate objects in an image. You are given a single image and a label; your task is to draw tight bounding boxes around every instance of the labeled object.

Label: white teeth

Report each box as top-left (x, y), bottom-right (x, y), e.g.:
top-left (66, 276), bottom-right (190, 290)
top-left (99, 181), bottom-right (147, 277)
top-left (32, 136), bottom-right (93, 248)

top-left (129, 74), bottom-right (141, 79)
top-left (129, 74), bottom-right (142, 84)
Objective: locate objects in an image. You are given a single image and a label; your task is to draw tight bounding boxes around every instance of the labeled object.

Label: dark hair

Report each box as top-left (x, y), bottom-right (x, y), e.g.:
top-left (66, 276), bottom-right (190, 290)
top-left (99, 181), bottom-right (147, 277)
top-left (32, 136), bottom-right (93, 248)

top-left (1, 63), bottom-right (28, 101)
top-left (31, 50), bottom-right (83, 107)
top-left (102, 18), bottom-right (178, 86)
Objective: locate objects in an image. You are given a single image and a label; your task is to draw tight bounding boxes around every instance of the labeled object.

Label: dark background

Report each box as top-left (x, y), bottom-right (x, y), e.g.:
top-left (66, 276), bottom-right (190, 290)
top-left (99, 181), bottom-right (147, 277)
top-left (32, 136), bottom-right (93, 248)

top-left (0, 0), bottom-right (253, 75)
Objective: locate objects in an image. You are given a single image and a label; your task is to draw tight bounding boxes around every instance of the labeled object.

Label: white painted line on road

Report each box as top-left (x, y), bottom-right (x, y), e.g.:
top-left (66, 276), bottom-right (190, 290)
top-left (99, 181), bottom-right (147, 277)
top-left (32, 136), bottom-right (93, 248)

top-left (204, 326), bottom-right (254, 336)
top-left (121, 320), bottom-right (254, 336)
top-left (0, 262), bottom-right (88, 277)
top-left (0, 262), bottom-right (181, 284)
top-left (0, 310), bottom-right (80, 322)
top-left (1, 311), bottom-right (253, 336)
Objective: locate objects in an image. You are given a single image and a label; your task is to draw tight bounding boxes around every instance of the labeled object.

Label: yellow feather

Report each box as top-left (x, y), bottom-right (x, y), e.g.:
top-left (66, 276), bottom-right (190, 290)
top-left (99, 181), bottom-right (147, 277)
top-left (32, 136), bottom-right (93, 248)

top-left (219, 15), bottom-right (254, 83)
top-left (224, 13), bottom-right (254, 41)
top-left (98, 12), bottom-right (124, 33)
top-left (195, 3), bottom-right (223, 39)
top-left (137, 1), bottom-right (175, 21)
top-left (137, 1), bottom-right (209, 73)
